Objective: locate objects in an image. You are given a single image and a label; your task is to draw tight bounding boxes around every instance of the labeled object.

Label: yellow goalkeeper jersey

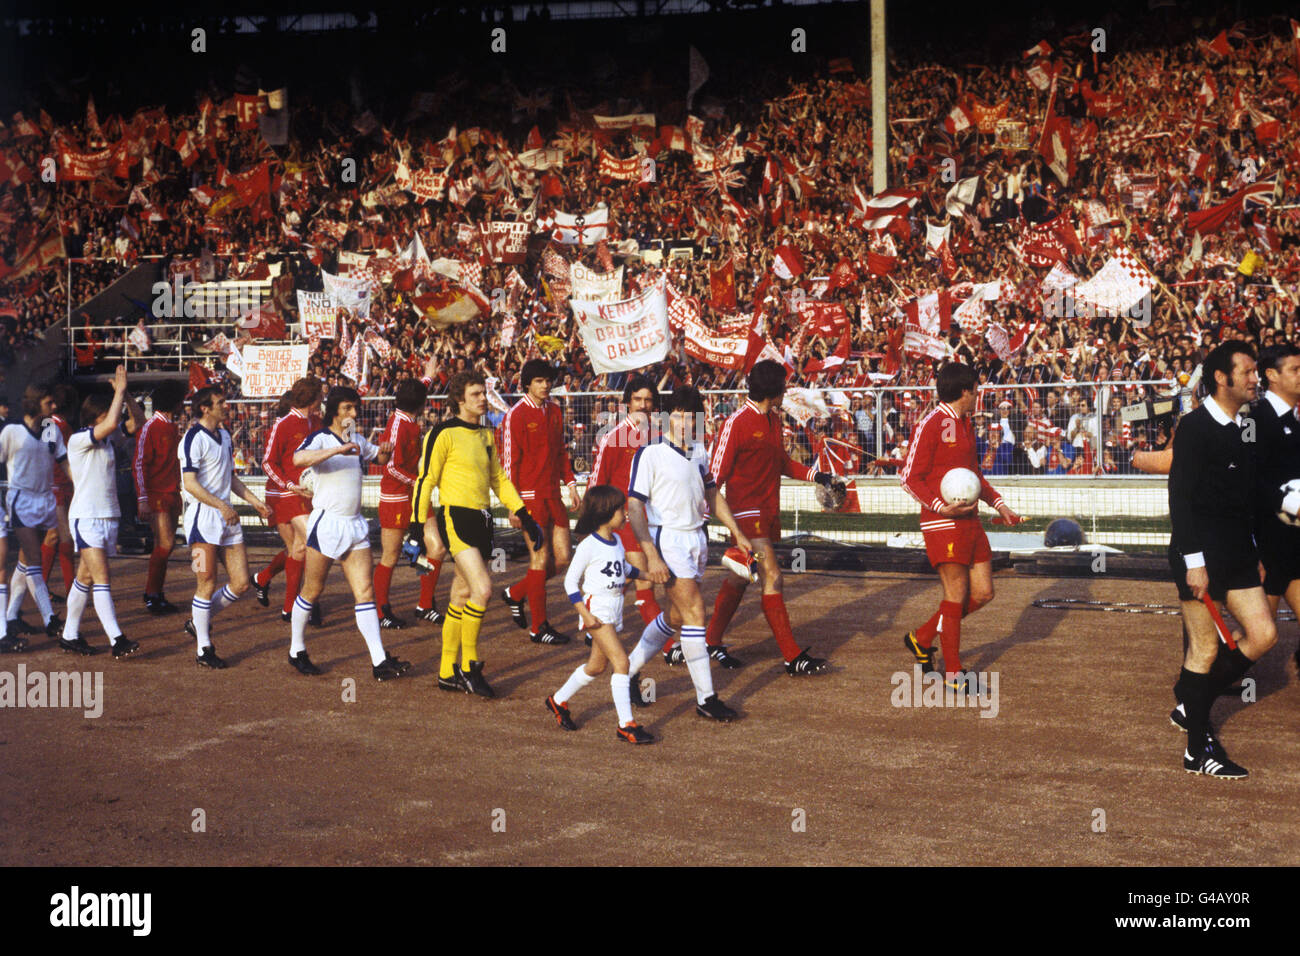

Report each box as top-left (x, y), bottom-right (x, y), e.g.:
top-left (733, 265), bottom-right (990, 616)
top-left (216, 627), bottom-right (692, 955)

top-left (413, 417), bottom-right (525, 522)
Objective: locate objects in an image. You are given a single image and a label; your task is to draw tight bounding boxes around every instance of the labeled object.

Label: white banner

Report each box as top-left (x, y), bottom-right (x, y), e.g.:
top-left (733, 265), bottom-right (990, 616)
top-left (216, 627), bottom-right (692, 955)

top-left (593, 113), bottom-right (655, 130)
top-left (540, 206), bottom-right (610, 246)
top-left (571, 277), bottom-right (670, 373)
top-left (240, 344), bottom-right (311, 397)
top-left (1071, 248), bottom-right (1152, 316)
top-left (296, 290), bottom-right (336, 339)
top-left (570, 262), bottom-right (624, 302)
top-left (683, 315), bottom-right (750, 371)
top-left (782, 388), bottom-right (831, 426)
top-left (516, 147), bottom-right (565, 170)
top-left (321, 270), bottom-right (372, 319)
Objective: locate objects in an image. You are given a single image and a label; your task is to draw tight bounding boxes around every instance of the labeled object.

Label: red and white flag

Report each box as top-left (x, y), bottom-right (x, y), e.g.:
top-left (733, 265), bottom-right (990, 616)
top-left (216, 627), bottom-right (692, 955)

top-left (771, 245), bottom-right (806, 280)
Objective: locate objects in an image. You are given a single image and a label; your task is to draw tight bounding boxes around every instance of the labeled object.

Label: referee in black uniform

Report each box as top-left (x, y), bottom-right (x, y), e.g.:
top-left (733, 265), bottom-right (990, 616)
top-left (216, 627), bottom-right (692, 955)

top-left (1168, 341), bottom-right (1277, 780)
top-left (1249, 343), bottom-right (1300, 666)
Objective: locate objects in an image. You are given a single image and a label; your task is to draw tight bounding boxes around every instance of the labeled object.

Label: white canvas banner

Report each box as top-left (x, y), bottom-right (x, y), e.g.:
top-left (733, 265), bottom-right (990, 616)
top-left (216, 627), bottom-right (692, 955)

top-left (571, 277), bottom-right (671, 373)
top-left (321, 270), bottom-right (372, 319)
top-left (239, 344), bottom-right (311, 397)
top-left (296, 290), bottom-right (336, 339)
top-left (570, 262), bottom-right (624, 303)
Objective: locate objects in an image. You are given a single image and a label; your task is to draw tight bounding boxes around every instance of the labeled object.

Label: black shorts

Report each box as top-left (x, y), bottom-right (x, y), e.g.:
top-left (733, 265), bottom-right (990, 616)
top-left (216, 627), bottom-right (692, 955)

top-left (436, 506), bottom-right (493, 561)
top-left (1168, 547), bottom-right (1260, 602)
top-left (1259, 540), bottom-right (1300, 597)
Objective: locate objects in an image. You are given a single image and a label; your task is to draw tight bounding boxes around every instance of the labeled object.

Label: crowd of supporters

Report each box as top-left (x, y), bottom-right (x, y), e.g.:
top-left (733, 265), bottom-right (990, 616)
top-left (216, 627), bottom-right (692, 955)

top-left (2, 6), bottom-right (1298, 476)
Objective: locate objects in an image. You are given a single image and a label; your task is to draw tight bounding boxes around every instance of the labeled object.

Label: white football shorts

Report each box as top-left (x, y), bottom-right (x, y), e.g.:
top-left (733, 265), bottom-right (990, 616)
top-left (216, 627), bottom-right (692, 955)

top-left (652, 526), bottom-right (709, 581)
top-left (72, 517), bottom-right (119, 555)
top-left (184, 501), bottom-right (245, 548)
top-left (305, 510), bottom-right (371, 561)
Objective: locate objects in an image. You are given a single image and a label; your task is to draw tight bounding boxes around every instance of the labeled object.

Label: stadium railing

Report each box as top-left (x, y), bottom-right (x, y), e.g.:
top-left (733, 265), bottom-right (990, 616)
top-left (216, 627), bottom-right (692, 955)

top-left (216, 381), bottom-right (1181, 549)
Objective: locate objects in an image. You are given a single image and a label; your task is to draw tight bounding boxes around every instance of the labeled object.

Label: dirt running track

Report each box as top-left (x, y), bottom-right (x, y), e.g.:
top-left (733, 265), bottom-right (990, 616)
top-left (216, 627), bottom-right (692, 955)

top-left (3, 549), bottom-right (1298, 867)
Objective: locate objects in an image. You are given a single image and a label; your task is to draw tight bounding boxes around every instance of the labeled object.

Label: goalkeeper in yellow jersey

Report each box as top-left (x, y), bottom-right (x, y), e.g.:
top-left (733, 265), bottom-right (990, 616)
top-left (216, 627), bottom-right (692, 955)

top-left (410, 370), bottom-right (543, 698)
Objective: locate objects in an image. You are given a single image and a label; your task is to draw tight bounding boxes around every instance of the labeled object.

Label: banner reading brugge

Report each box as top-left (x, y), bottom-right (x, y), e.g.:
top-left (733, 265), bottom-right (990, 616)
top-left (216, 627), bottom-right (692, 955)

top-left (570, 262), bottom-right (624, 302)
top-left (571, 276), bottom-right (670, 373)
top-left (240, 344), bottom-right (311, 397)
top-left (296, 290), bottom-right (336, 339)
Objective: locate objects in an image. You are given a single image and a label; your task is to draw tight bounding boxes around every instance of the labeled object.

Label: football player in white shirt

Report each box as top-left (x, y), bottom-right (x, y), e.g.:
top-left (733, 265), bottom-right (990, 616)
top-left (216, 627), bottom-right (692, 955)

top-left (546, 485), bottom-right (652, 743)
top-left (180, 386), bottom-right (272, 669)
top-left (2, 383), bottom-right (72, 642)
top-left (60, 366), bottom-right (146, 657)
top-left (626, 386), bottom-right (753, 722)
top-left (290, 386), bottom-right (411, 682)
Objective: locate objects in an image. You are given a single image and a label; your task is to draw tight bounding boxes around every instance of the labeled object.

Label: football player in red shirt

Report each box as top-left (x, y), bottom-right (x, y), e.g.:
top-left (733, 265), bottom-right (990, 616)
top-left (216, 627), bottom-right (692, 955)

top-left (373, 374), bottom-right (432, 628)
top-left (899, 363), bottom-right (1020, 688)
top-left (500, 359), bottom-right (578, 645)
top-left (694, 360), bottom-right (842, 675)
top-left (255, 377), bottom-right (323, 622)
top-left (135, 380), bottom-right (188, 613)
top-left (41, 384), bottom-right (79, 602)
top-left (587, 374), bottom-right (662, 627)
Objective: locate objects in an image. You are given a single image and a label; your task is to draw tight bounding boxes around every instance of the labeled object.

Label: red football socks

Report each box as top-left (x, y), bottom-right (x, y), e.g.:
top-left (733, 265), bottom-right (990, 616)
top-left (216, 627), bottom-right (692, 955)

top-left (761, 593), bottom-right (802, 662)
top-left (937, 600), bottom-right (964, 675)
top-left (282, 557), bottom-right (304, 615)
top-left (634, 587), bottom-right (662, 625)
top-left (419, 562), bottom-right (442, 608)
top-left (916, 595), bottom-right (984, 648)
top-left (525, 568), bottom-right (547, 633)
top-left (146, 546), bottom-right (170, 595)
top-left (706, 578), bottom-right (746, 646)
top-left (256, 550), bottom-right (287, 588)
top-left (373, 563), bottom-right (394, 607)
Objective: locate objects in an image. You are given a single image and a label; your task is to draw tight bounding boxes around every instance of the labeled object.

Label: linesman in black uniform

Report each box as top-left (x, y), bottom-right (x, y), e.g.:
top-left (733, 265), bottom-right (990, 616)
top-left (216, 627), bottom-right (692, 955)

top-left (1249, 343), bottom-right (1300, 669)
top-left (1168, 341), bottom-right (1277, 780)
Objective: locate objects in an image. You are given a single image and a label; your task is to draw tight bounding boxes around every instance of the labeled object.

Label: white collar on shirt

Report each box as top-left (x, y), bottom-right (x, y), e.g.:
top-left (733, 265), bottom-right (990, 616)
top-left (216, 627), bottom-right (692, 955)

top-left (1265, 390), bottom-right (1297, 419)
top-left (1205, 395), bottom-right (1246, 427)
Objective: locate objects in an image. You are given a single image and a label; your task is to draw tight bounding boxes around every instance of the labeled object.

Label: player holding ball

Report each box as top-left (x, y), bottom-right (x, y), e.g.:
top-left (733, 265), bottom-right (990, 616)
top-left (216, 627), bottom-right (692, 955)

top-left (899, 363), bottom-right (1021, 689)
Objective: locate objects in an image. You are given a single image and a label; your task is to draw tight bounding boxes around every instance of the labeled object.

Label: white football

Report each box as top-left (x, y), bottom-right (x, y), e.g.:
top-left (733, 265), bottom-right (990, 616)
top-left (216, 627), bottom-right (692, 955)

top-left (1278, 479), bottom-right (1300, 528)
top-left (940, 467), bottom-right (981, 507)
top-left (297, 468), bottom-right (317, 495)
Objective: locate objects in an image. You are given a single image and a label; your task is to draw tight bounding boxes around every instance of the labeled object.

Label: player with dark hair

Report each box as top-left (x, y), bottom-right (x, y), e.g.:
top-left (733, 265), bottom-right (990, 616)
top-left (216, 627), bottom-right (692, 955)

top-left (1167, 341), bottom-right (1277, 778)
top-left (180, 386), bottom-right (273, 669)
top-left (899, 362), bottom-right (1021, 689)
top-left (373, 369), bottom-right (434, 629)
top-left (692, 359), bottom-right (842, 675)
top-left (500, 358), bottom-right (578, 645)
top-left (59, 367), bottom-right (145, 657)
top-left (1248, 343), bottom-right (1300, 671)
top-left (3, 383), bottom-right (71, 639)
top-left (289, 386), bottom-right (409, 681)
top-left (625, 386), bottom-right (750, 721)
top-left (135, 379), bottom-right (188, 613)
top-left (255, 377), bottom-right (323, 625)
top-left (41, 383), bottom-right (79, 603)
top-left (587, 373), bottom-right (662, 629)
top-left (413, 370), bottom-right (542, 697)
top-left (545, 484), bottom-right (652, 743)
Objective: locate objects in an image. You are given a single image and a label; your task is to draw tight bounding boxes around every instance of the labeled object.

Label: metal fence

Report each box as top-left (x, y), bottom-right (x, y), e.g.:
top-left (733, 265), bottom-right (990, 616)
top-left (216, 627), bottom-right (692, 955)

top-left (215, 382), bottom-right (1182, 549)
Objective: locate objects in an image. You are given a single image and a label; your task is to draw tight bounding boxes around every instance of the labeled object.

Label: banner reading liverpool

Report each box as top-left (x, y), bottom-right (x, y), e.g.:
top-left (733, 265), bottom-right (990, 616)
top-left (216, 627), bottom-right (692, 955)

top-left (240, 344), bottom-right (311, 397)
top-left (571, 276), bottom-right (670, 373)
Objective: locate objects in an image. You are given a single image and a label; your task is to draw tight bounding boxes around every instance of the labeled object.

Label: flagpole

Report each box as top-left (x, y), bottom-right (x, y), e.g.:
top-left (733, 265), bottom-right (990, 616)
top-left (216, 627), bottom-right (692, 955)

top-left (871, 0), bottom-right (888, 194)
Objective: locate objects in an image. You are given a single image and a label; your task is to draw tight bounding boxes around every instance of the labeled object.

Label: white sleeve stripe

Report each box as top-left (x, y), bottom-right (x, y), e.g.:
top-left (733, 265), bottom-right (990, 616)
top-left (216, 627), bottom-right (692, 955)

top-left (134, 418), bottom-right (152, 491)
top-left (899, 410), bottom-right (934, 508)
top-left (709, 410), bottom-right (740, 479)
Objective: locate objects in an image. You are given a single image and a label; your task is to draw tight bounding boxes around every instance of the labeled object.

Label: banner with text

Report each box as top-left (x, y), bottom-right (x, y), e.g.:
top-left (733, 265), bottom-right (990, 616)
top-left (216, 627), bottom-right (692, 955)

top-left (240, 344), bottom-right (311, 397)
top-left (571, 277), bottom-right (670, 373)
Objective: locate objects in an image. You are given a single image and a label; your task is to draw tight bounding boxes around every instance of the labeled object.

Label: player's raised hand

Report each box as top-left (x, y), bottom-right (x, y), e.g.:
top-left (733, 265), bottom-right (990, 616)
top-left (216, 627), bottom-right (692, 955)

top-left (112, 365), bottom-right (128, 393)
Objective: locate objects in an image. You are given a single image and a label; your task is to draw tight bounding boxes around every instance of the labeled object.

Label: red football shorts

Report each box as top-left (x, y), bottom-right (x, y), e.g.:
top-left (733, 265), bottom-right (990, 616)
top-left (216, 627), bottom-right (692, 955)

top-left (378, 497), bottom-right (412, 530)
top-left (616, 522), bottom-right (643, 554)
top-left (269, 493), bottom-right (313, 526)
top-left (144, 491), bottom-right (181, 516)
top-left (525, 495), bottom-right (569, 529)
top-left (734, 512), bottom-right (781, 543)
top-left (55, 486), bottom-right (73, 509)
top-left (924, 520), bottom-right (992, 568)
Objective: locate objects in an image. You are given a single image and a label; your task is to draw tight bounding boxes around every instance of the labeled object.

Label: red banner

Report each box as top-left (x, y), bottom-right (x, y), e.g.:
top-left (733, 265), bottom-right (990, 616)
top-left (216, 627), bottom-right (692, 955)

top-left (59, 147), bottom-right (113, 181)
